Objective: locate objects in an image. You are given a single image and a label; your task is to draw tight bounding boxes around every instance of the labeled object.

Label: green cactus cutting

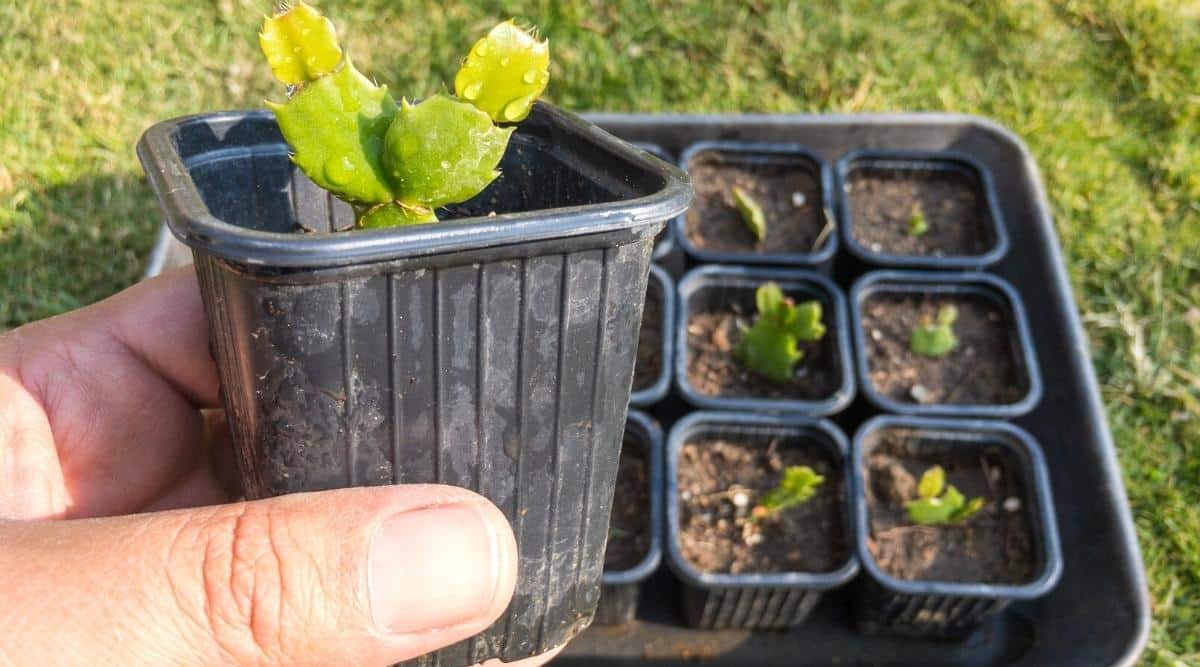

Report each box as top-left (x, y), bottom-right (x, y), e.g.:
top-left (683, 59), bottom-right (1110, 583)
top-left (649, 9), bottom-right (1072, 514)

top-left (734, 282), bottom-right (827, 384)
top-left (259, 1), bottom-right (550, 228)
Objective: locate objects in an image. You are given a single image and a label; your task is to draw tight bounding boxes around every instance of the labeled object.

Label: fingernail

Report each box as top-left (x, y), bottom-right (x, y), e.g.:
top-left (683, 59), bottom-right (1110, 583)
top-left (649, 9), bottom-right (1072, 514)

top-left (368, 503), bottom-right (504, 634)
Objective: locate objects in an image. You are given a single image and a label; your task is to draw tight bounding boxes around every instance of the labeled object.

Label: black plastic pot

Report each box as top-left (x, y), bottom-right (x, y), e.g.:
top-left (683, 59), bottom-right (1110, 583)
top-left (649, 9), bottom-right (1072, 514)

top-left (637, 143), bottom-right (678, 263)
top-left (665, 411), bottom-right (858, 630)
top-left (851, 415), bottom-right (1063, 640)
top-left (675, 265), bottom-right (855, 416)
top-left (850, 270), bottom-right (1042, 418)
top-left (835, 150), bottom-right (1009, 271)
top-left (136, 103), bottom-right (691, 665)
top-left (675, 141), bottom-right (837, 268)
top-left (595, 410), bottom-right (664, 626)
top-left (630, 265), bottom-right (674, 407)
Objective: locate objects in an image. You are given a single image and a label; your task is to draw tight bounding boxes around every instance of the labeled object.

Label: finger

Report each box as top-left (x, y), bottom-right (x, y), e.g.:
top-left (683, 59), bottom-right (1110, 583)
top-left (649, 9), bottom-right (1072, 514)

top-left (7, 266), bottom-right (219, 410)
top-left (89, 266), bottom-right (221, 409)
top-left (0, 484), bottom-right (518, 667)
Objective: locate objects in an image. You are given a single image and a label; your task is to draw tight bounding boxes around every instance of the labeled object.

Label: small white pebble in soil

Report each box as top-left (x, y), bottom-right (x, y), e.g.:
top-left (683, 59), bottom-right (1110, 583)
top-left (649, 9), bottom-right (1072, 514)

top-left (871, 328), bottom-right (883, 342)
top-left (791, 191), bottom-right (807, 207)
top-left (870, 242), bottom-right (883, 252)
top-left (731, 490), bottom-right (750, 508)
top-left (681, 490), bottom-right (692, 501)
top-left (744, 532), bottom-right (764, 547)
top-left (910, 384), bottom-right (933, 403)
top-left (1004, 497), bottom-right (1022, 512)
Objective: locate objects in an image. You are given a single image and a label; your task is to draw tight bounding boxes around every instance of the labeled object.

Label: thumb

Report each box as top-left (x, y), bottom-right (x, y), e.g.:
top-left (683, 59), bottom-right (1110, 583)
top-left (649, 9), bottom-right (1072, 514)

top-left (0, 485), bottom-right (518, 667)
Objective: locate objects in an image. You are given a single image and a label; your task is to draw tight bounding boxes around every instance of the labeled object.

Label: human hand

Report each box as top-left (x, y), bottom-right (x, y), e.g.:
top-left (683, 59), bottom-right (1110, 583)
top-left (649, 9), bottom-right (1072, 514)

top-left (0, 268), bottom-right (557, 667)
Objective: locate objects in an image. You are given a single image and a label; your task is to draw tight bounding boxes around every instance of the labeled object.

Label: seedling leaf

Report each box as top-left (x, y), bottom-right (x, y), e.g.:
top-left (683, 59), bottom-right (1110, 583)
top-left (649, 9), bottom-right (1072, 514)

top-left (907, 210), bottom-right (929, 237)
top-left (916, 464), bottom-right (945, 498)
top-left (910, 304), bottom-right (958, 357)
top-left (753, 465), bottom-right (824, 519)
top-left (735, 282), bottom-right (827, 384)
top-left (904, 464), bottom-right (984, 525)
top-left (732, 185), bottom-right (766, 241)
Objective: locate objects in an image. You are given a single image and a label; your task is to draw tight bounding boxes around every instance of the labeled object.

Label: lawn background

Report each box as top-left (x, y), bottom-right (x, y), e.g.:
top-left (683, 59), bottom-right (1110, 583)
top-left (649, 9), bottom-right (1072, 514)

top-left (1, 0), bottom-right (1197, 663)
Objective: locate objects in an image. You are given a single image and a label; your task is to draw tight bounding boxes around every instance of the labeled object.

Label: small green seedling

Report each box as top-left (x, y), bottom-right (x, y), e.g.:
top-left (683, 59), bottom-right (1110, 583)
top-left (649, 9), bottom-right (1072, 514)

top-left (907, 209), bottom-right (929, 237)
top-left (904, 465), bottom-right (984, 525)
top-left (732, 185), bottom-right (766, 241)
top-left (259, 2), bottom-right (549, 228)
top-left (910, 304), bottom-right (958, 357)
top-left (751, 465), bottom-right (824, 521)
top-left (734, 282), bottom-right (826, 384)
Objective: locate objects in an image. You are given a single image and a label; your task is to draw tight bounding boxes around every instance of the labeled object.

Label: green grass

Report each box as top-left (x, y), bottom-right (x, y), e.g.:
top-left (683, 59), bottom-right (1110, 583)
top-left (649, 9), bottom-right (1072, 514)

top-left (2, 0), bottom-right (1198, 661)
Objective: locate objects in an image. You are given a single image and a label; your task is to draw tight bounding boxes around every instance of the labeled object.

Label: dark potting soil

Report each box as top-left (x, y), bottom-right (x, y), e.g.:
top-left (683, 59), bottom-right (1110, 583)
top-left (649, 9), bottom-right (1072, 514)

top-left (606, 436), bottom-right (650, 572)
top-left (865, 429), bottom-right (1036, 584)
top-left (677, 436), bottom-right (847, 574)
top-left (632, 286), bottom-right (663, 392)
top-left (686, 307), bottom-right (839, 400)
top-left (685, 156), bottom-right (827, 255)
top-left (846, 166), bottom-right (992, 256)
top-left (861, 293), bottom-right (1025, 405)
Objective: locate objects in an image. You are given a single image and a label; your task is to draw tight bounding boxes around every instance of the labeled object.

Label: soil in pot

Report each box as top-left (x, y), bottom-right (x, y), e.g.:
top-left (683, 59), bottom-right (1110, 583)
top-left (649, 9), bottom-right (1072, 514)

top-left (687, 303), bottom-right (840, 401)
top-left (677, 435), bottom-right (847, 575)
top-left (606, 434), bottom-right (650, 571)
top-left (864, 429), bottom-right (1035, 584)
top-left (632, 286), bottom-right (663, 393)
top-left (845, 165), bottom-right (992, 257)
top-left (861, 292), bottom-right (1024, 405)
top-left (685, 154), bottom-right (826, 255)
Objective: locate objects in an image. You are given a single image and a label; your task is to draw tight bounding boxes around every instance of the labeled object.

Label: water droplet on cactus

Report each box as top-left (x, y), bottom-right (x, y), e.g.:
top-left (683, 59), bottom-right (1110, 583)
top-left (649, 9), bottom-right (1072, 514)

top-left (500, 56), bottom-right (511, 67)
top-left (324, 156), bottom-right (357, 185)
top-left (522, 70), bottom-right (537, 84)
top-left (502, 98), bottom-right (527, 122)
top-left (462, 81), bottom-right (482, 100)
top-left (473, 39), bottom-right (490, 56)
top-left (440, 160), bottom-right (451, 170)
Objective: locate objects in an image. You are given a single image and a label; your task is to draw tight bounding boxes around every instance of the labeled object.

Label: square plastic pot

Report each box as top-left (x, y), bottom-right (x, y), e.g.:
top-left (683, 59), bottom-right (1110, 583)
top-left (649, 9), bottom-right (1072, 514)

top-left (665, 411), bottom-right (859, 630)
top-left (850, 270), bottom-right (1042, 418)
top-left (136, 102), bottom-right (691, 665)
top-left (835, 150), bottom-right (1009, 270)
top-left (675, 265), bottom-right (856, 416)
top-left (595, 410), bottom-right (664, 626)
top-left (851, 415), bottom-right (1063, 640)
top-left (629, 264), bottom-right (675, 407)
top-left (636, 143), bottom-right (678, 263)
top-left (674, 141), bottom-right (837, 268)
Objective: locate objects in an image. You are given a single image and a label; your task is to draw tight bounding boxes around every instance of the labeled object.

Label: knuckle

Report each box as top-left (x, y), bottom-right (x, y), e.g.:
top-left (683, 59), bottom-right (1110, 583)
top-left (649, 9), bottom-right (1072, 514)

top-left (181, 503), bottom-right (300, 666)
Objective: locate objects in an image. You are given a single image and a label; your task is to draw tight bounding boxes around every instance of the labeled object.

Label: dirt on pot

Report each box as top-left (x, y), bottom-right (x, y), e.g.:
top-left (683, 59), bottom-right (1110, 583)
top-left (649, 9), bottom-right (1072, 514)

top-left (685, 156), bottom-right (827, 255)
top-left (606, 436), bottom-right (650, 571)
top-left (677, 436), bottom-right (847, 575)
top-left (687, 305), bottom-right (839, 400)
top-left (846, 166), bottom-right (992, 256)
top-left (632, 286), bottom-right (663, 392)
top-left (864, 429), bottom-right (1035, 584)
top-left (862, 293), bottom-right (1024, 405)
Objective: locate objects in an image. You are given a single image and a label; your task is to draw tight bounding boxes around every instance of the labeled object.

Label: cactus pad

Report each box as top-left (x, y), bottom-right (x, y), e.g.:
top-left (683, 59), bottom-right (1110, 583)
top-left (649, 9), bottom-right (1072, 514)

top-left (455, 20), bottom-right (550, 123)
top-left (267, 63), bottom-right (398, 206)
top-left (382, 95), bottom-right (513, 209)
top-left (259, 1), bottom-right (343, 86)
